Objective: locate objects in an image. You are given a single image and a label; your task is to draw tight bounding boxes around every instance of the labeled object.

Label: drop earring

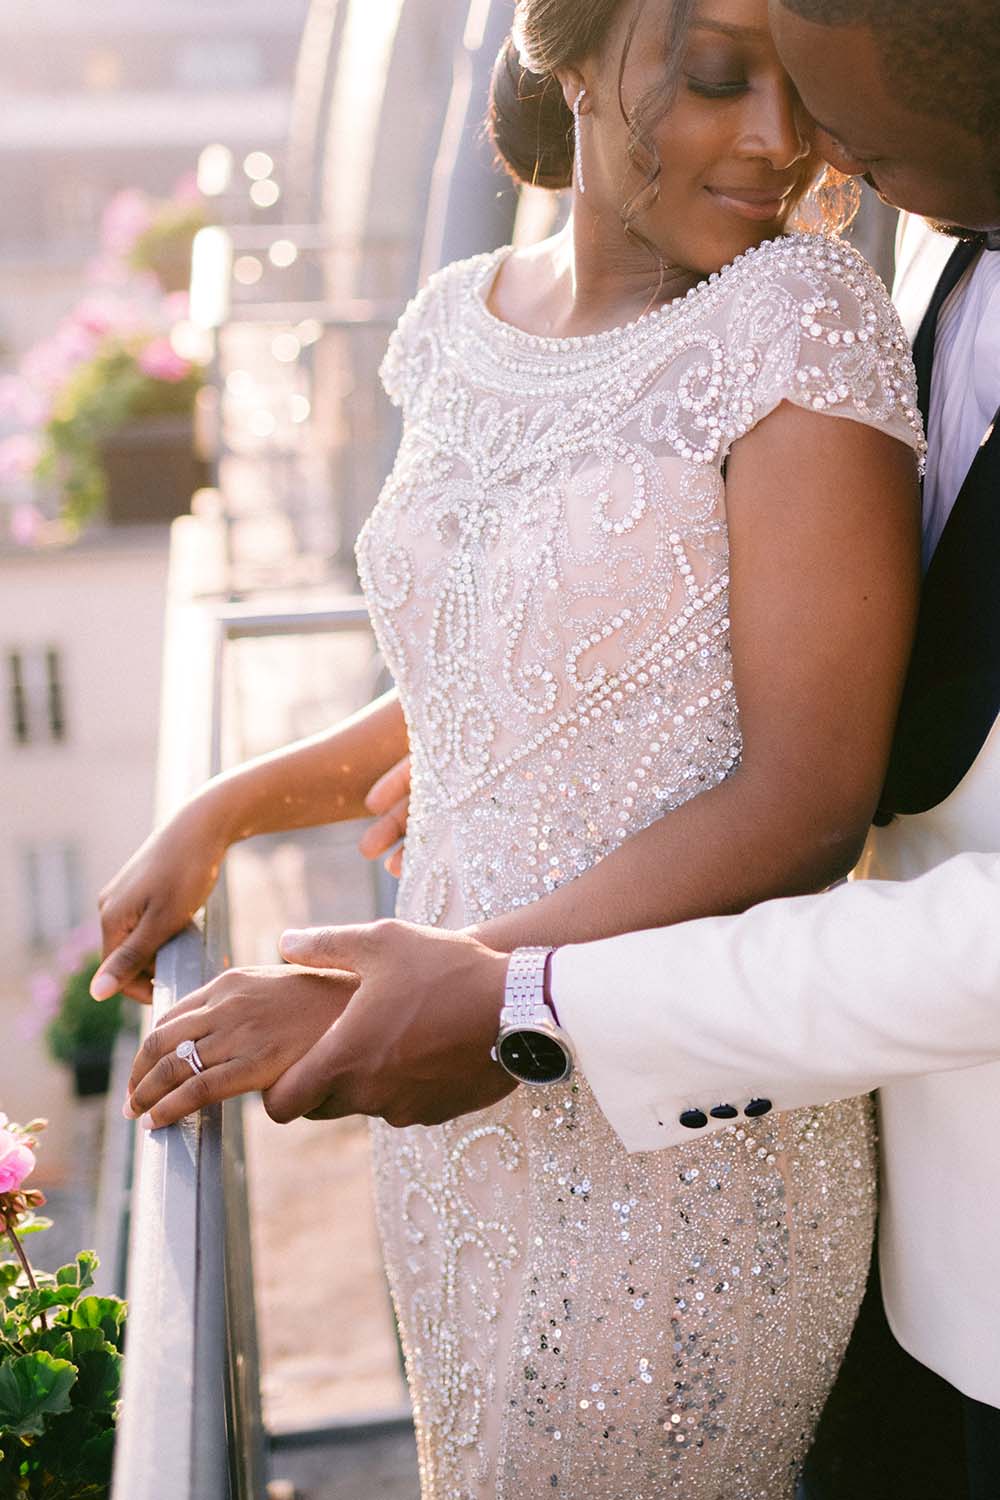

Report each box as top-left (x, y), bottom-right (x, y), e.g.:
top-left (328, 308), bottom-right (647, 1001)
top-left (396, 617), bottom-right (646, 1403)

top-left (573, 88), bottom-right (587, 195)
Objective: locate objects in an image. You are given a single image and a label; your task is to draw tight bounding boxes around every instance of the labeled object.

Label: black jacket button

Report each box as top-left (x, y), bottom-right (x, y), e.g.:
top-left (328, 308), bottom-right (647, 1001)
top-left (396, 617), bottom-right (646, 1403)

top-left (744, 1098), bottom-right (773, 1118)
top-left (679, 1109), bottom-right (709, 1130)
top-left (709, 1104), bottom-right (739, 1120)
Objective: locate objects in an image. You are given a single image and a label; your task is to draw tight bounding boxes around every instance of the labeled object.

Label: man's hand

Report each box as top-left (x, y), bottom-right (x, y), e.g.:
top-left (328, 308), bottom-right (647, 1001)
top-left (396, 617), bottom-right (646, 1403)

top-left (357, 756), bottom-right (411, 877)
top-left (261, 920), bottom-right (514, 1128)
top-left (124, 964), bottom-right (357, 1129)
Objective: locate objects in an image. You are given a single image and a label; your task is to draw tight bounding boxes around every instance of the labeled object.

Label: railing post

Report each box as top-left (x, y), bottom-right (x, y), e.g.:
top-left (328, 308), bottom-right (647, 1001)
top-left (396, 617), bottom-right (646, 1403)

top-left (111, 928), bottom-right (229, 1500)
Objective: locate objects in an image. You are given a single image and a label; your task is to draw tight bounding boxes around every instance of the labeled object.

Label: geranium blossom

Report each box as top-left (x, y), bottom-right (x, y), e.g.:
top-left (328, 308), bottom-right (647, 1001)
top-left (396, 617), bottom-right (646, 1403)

top-left (0, 1123), bottom-right (35, 1194)
top-left (9, 504), bottom-right (43, 547)
top-left (100, 188), bottom-right (154, 258)
top-left (138, 337), bottom-right (192, 383)
top-left (0, 434), bottom-right (41, 482)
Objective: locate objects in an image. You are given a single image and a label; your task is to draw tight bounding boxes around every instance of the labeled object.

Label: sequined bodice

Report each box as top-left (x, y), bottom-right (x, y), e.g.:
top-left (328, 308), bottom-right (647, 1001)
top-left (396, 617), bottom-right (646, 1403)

top-left (357, 234), bottom-right (923, 929)
top-left (358, 233), bottom-right (922, 1500)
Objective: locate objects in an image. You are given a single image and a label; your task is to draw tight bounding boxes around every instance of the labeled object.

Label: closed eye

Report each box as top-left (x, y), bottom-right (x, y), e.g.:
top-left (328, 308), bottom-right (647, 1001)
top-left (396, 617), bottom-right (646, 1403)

top-left (686, 75), bottom-right (748, 98)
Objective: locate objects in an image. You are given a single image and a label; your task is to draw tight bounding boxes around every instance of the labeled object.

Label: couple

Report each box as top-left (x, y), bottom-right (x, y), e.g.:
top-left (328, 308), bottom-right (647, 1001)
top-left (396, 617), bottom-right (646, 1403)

top-left (94, 0), bottom-right (1000, 1496)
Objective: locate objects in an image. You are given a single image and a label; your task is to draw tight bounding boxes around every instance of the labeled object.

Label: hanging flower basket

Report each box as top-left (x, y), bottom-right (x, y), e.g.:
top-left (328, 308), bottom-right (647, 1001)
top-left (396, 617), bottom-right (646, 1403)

top-left (100, 412), bottom-right (210, 526)
top-left (34, 335), bottom-right (205, 529)
top-left (44, 952), bottom-right (131, 1100)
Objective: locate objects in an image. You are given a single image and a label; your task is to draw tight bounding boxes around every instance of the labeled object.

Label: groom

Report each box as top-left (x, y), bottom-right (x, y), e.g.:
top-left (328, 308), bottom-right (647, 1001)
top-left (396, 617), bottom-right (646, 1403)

top-left (258, 2), bottom-right (1000, 1497)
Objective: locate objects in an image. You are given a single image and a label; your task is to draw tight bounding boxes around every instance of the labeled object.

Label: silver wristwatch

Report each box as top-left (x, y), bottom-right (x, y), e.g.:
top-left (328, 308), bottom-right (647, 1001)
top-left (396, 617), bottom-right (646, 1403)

top-left (494, 947), bottom-right (574, 1086)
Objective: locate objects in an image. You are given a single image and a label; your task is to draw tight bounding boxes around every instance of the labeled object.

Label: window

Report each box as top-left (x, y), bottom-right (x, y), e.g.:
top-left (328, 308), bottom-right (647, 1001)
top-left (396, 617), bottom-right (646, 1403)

top-left (22, 844), bottom-right (83, 950)
top-left (7, 647), bottom-right (66, 745)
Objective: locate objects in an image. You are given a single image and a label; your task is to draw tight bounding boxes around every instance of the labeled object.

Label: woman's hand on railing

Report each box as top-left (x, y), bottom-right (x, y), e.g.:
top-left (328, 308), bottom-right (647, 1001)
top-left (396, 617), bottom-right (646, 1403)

top-left (357, 755), bottom-right (410, 877)
top-left (122, 965), bottom-right (358, 1129)
top-left (93, 792), bottom-right (233, 1005)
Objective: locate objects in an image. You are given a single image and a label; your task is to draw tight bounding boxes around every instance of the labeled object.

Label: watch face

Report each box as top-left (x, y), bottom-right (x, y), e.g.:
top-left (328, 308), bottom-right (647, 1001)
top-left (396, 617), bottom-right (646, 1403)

top-left (497, 1028), bottom-right (571, 1085)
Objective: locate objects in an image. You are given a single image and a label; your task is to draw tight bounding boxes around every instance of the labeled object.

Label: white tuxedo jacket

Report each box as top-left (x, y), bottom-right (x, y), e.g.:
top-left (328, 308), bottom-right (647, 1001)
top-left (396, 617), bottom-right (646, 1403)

top-left (554, 221), bottom-right (1000, 1408)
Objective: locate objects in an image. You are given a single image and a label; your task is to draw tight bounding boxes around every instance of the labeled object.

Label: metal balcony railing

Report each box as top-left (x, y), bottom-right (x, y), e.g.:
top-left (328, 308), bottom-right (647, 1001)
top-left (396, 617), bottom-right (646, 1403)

top-left (110, 598), bottom-right (401, 1500)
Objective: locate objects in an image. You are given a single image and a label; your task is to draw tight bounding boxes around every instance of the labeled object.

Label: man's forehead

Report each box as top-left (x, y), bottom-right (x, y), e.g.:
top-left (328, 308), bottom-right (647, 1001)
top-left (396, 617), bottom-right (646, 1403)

top-left (770, 11), bottom-right (887, 122)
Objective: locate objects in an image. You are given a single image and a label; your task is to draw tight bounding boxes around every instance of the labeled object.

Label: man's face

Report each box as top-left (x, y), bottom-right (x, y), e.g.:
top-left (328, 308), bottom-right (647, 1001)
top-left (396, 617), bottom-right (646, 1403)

top-left (769, 2), bottom-right (1000, 231)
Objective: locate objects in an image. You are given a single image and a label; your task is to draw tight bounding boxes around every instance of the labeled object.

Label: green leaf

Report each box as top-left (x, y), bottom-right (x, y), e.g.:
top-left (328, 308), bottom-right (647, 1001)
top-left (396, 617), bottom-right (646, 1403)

top-left (73, 1347), bottom-right (121, 1413)
top-left (0, 1351), bottom-right (76, 1438)
top-left (13, 1215), bottom-right (53, 1238)
top-left (71, 1297), bottom-right (126, 1346)
top-left (12, 1286), bottom-right (80, 1325)
top-left (0, 1267), bottom-right (19, 1295)
top-left (78, 1425), bottom-right (117, 1484)
top-left (29, 1329), bottom-right (73, 1363)
top-left (56, 1251), bottom-right (97, 1293)
top-left (68, 1328), bottom-right (106, 1360)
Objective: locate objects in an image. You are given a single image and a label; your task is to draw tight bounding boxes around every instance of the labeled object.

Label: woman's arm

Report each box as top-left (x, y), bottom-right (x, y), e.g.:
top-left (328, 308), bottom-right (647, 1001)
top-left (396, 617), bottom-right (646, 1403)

top-left (471, 402), bottom-right (921, 953)
top-left (200, 689), bottom-right (406, 843)
top-left (94, 690), bottom-right (407, 1000)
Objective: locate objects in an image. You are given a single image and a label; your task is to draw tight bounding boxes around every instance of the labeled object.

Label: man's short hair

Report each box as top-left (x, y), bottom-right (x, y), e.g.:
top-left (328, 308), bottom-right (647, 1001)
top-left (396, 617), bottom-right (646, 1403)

top-left (779, 0), bottom-right (999, 141)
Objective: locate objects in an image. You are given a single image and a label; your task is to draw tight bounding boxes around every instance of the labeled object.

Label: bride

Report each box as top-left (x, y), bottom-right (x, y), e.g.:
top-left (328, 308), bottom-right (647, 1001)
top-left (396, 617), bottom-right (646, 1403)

top-left (101, 0), bottom-right (925, 1493)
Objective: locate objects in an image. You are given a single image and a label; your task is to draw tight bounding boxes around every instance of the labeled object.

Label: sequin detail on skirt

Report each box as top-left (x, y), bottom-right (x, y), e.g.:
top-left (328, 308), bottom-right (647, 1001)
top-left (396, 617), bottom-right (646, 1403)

top-left (361, 232), bottom-right (914, 1498)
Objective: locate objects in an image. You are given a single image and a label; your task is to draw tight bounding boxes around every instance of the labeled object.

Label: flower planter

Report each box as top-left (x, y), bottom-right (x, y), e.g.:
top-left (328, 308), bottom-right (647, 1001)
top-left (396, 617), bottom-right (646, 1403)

top-left (100, 414), bottom-right (210, 526)
top-left (71, 1046), bottom-right (113, 1098)
top-left (144, 244), bottom-right (193, 294)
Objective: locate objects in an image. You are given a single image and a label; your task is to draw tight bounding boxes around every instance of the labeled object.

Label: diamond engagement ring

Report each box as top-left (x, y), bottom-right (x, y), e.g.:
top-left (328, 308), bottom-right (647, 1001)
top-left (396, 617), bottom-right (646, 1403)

top-left (176, 1038), bottom-right (205, 1075)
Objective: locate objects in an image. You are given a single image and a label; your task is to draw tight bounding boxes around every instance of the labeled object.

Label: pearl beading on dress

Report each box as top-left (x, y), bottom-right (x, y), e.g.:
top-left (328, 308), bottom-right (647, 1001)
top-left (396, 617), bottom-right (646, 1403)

top-left (359, 230), bottom-right (922, 1499)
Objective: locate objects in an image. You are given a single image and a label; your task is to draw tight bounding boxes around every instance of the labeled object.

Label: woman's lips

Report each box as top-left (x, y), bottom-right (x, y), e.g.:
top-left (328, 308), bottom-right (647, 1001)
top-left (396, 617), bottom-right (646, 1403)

top-left (706, 186), bottom-right (790, 222)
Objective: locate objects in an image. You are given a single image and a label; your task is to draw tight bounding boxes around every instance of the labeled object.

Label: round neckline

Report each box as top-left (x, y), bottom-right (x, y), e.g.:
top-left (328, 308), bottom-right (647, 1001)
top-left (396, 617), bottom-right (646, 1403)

top-left (471, 233), bottom-right (803, 351)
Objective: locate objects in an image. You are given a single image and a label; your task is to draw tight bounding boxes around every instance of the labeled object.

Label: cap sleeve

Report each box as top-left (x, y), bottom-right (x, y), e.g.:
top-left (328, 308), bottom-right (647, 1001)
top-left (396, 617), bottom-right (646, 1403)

top-left (379, 282), bottom-right (431, 410)
top-left (379, 254), bottom-right (491, 412)
top-left (721, 235), bottom-right (926, 468)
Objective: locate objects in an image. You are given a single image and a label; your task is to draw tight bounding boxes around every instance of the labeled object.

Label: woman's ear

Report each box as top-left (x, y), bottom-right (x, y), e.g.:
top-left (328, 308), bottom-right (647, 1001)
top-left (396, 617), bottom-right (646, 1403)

top-left (555, 67), bottom-right (590, 114)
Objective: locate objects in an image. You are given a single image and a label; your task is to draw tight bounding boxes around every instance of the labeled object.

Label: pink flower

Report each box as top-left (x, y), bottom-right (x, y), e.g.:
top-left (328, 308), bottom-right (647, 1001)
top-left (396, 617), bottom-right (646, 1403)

top-left (0, 1125), bottom-right (35, 1194)
top-left (15, 971), bottom-right (61, 1040)
top-left (172, 172), bottom-right (203, 205)
top-left (0, 375), bottom-right (23, 416)
top-left (163, 290), bottom-right (190, 323)
top-left (21, 325), bottom-right (96, 393)
top-left (0, 434), bottom-right (41, 482)
top-left (71, 298), bottom-right (114, 337)
top-left (56, 921), bottom-right (99, 974)
top-left (100, 189), bottom-right (154, 258)
top-left (9, 505), bottom-right (44, 547)
top-left (138, 337), bottom-right (191, 383)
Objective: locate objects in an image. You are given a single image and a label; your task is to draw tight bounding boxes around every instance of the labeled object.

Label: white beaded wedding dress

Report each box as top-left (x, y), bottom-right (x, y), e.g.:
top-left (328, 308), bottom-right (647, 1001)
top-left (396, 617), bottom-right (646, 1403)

top-left (356, 232), bottom-right (925, 1500)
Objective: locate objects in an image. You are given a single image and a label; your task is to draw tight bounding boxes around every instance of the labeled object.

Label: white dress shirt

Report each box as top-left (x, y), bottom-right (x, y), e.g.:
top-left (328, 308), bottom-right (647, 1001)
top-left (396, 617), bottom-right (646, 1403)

top-left (893, 215), bottom-right (1000, 568)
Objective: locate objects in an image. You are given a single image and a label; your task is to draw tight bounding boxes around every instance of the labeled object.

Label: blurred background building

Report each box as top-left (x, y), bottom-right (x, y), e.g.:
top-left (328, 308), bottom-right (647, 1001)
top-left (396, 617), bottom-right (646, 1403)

top-left (0, 0), bottom-right (307, 1177)
top-left (0, 0), bottom-right (308, 363)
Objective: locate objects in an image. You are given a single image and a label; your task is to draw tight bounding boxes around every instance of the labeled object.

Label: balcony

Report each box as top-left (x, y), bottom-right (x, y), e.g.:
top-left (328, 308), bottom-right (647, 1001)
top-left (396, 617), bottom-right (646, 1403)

top-left (102, 204), bottom-right (420, 1495)
top-left (107, 572), bottom-right (420, 1499)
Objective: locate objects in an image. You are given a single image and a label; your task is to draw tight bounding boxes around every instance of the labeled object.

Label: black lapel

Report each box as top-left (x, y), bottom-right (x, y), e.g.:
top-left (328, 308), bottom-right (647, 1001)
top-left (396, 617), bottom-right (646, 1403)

top-left (910, 240), bottom-right (980, 428)
top-left (876, 240), bottom-right (1000, 821)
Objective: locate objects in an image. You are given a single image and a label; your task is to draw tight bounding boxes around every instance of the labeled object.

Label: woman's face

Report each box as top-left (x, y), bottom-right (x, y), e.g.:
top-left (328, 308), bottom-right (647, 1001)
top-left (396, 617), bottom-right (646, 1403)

top-left (580, 0), bottom-right (822, 276)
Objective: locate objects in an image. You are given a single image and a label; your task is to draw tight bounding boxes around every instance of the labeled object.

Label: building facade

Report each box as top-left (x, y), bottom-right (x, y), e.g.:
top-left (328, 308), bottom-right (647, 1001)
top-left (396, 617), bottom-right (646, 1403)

top-left (0, 0), bottom-right (309, 369)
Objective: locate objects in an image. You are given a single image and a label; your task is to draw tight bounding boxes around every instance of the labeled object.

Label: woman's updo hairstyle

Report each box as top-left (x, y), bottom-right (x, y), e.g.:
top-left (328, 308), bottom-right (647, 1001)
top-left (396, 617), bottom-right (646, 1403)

top-left (489, 1), bottom-right (619, 190)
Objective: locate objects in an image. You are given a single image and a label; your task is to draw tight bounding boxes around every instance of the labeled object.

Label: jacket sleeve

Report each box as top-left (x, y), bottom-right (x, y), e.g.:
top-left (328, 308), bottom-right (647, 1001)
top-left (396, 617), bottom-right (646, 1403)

top-left (551, 852), bottom-right (1000, 1152)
